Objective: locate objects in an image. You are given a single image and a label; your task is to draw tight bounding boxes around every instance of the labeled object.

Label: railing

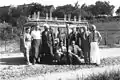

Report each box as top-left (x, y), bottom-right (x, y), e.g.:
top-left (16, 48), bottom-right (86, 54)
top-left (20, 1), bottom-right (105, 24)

top-left (28, 11), bottom-right (88, 24)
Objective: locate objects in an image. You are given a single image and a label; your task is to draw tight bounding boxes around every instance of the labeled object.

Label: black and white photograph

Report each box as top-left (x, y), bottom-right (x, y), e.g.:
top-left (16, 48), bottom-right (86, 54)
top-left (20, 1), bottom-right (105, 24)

top-left (0, 0), bottom-right (120, 80)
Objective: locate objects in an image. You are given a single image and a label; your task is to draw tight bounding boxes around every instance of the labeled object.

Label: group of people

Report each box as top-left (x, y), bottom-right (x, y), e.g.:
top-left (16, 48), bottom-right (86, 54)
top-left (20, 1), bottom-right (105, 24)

top-left (23, 23), bottom-right (102, 66)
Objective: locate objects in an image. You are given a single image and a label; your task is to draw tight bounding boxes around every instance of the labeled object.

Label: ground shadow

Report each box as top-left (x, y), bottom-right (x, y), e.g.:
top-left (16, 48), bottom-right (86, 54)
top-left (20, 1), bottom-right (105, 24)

top-left (0, 57), bottom-right (26, 65)
top-left (0, 56), bottom-right (87, 65)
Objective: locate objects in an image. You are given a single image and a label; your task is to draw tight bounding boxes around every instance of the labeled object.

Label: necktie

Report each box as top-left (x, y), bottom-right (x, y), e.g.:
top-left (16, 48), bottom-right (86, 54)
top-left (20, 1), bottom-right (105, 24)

top-left (93, 32), bottom-right (95, 41)
top-left (73, 46), bottom-right (74, 53)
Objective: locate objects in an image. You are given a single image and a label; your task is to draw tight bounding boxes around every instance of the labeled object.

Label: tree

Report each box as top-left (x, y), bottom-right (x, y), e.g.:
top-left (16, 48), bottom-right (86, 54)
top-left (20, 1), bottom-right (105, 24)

top-left (53, 4), bottom-right (74, 18)
top-left (116, 7), bottom-right (120, 15)
top-left (17, 15), bottom-right (28, 34)
top-left (87, 1), bottom-right (114, 16)
top-left (0, 23), bottom-right (14, 51)
top-left (27, 3), bottom-right (45, 16)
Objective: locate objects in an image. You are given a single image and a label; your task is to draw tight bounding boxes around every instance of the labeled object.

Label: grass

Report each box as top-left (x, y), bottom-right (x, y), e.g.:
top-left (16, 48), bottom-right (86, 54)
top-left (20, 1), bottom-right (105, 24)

top-left (0, 40), bottom-right (20, 53)
top-left (84, 69), bottom-right (120, 80)
top-left (1, 21), bottom-right (120, 80)
top-left (94, 21), bottom-right (120, 45)
top-left (1, 56), bottom-right (120, 80)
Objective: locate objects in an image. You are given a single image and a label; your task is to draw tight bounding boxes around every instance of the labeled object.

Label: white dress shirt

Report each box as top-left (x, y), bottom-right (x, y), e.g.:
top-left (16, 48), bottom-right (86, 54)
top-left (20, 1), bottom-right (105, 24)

top-left (31, 30), bottom-right (41, 39)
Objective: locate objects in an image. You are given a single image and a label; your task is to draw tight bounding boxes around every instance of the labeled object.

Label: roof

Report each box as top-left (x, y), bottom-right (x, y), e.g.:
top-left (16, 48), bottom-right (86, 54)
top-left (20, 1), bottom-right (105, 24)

top-left (24, 20), bottom-right (89, 28)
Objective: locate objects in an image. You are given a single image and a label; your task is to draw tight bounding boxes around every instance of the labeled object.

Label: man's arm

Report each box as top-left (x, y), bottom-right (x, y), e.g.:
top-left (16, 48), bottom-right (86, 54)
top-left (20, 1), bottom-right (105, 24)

top-left (97, 31), bottom-right (102, 43)
top-left (31, 31), bottom-right (34, 40)
top-left (76, 45), bottom-right (81, 52)
top-left (78, 33), bottom-right (82, 47)
top-left (23, 33), bottom-right (26, 48)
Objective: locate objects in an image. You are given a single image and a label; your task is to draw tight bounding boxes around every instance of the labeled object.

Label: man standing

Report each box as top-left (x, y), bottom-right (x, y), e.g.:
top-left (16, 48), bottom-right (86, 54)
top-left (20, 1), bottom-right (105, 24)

top-left (57, 28), bottom-right (66, 46)
top-left (42, 24), bottom-right (54, 63)
top-left (31, 25), bottom-right (42, 65)
top-left (80, 26), bottom-right (90, 64)
top-left (69, 28), bottom-right (77, 45)
top-left (89, 25), bottom-right (102, 66)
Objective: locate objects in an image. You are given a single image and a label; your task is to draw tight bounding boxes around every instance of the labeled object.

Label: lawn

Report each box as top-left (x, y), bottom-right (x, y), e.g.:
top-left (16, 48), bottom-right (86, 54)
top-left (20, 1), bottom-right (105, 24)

top-left (1, 56), bottom-right (120, 80)
top-left (94, 21), bottom-right (120, 45)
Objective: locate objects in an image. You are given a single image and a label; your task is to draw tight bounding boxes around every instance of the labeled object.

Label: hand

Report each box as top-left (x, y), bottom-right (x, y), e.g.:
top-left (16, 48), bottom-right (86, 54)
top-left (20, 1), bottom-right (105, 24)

top-left (98, 42), bottom-right (100, 45)
top-left (24, 45), bottom-right (27, 49)
top-left (51, 54), bottom-right (54, 57)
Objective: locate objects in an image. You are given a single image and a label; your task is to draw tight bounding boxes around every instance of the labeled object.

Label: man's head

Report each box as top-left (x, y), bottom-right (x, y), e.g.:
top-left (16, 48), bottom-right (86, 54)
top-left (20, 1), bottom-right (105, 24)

top-left (43, 23), bottom-right (49, 30)
top-left (83, 26), bottom-right (87, 32)
top-left (91, 25), bottom-right (96, 31)
top-left (25, 27), bottom-right (30, 33)
top-left (72, 40), bottom-right (75, 46)
top-left (76, 27), bottom-right (79, 32)
top-left (35, 25), bottom-right (40, 30)
top-left (60, 41), bottom-right (64, 47)
top-left (72, 28), bottom-right (76, 33)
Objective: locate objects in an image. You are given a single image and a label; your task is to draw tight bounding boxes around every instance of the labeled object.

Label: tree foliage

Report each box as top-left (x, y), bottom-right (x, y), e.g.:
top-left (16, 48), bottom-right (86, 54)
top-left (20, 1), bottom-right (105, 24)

top-left (53, 4), bottom-right (74, 18)
top-left (87, 1), bottom-right (114, 16)
top-left (116, 7), bottom-right (120, 15)
top-left (0, 1), bottom-right (116, 25)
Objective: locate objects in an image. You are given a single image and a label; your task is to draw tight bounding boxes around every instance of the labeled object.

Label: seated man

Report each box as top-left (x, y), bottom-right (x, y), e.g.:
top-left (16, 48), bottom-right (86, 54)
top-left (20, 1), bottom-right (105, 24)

top-left (55, 41), bottom-right (67, 63)
top-left (68, 40), bottom-right (84, 64)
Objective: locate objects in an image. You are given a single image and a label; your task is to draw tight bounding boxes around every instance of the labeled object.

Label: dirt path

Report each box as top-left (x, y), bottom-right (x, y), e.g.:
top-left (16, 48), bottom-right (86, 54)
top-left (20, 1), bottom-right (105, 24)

top-left (100, 48), bottom-right (120, 58)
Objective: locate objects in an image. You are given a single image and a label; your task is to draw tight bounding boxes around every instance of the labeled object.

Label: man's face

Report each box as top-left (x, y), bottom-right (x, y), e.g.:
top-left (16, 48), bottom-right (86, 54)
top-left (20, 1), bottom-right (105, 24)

top-left (72, 28), bottom-right (76, 33)
top-left (83, 26), bottom-right (87, 32)
top-left (60, 42), bottom-right (63, 46)
top-left (44, 26), bottom-right (49, 30)
top-left (91, 25), bottom-right (96, 31)
top-left (72, 41), bottom-right (75, 46)
top-left (35, 26), bottom-right (39, 30)
top-left (26, 28), bottom-right (30, 33)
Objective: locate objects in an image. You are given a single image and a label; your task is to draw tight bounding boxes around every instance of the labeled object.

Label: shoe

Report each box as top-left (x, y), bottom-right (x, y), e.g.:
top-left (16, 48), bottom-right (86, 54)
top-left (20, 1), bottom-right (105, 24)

top-left (27, 62), bottom-right (32, 65)
top-left (32, 62), bottom-right (35, 65)
top-left (95, 63), bottom-right (99, 66)
top-left (32, 58), bottom-right (36, 65)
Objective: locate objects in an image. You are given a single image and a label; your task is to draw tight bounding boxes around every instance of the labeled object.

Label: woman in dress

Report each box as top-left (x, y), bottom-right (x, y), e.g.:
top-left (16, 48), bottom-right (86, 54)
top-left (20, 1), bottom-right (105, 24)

top-left (89, 25), bottom-right (102, 66)
top-left (23, 27), bottom-right (32, 65)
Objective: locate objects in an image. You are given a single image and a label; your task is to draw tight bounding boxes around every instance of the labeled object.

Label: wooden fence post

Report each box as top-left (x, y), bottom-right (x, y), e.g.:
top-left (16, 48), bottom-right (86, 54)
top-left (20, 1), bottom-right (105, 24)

top-left (68, 14), bottom-right (71, 21)
top-left (74, 16), bottom-right (76, 21)
top-left (37, 11), bottom-right (40, 19)
top-left (46, 13), bottom-right (48, 20)
top-left (64, 14), bottom-right (67, 21)
top-left (78, 15), bottom-right (81, 22)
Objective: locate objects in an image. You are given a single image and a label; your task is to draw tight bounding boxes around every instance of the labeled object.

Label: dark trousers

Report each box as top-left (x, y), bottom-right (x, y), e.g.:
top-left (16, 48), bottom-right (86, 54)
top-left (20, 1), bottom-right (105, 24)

top-left (68, 53), bottom-right (81, 64)
top-left (41, 54), bottom-right (53, 64)
top-left (84, 52), bottom-right (90, 63)
top-left (42, 44), bottom-right (54, 63)
top-left (81, 44), bottom-right (90, 64)
top-left (31, 39), bottom-right (42, 63)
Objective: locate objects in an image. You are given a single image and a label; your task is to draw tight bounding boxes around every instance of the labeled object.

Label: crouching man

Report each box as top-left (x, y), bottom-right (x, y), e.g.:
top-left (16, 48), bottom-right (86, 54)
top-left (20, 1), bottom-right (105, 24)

top-left (55, 41), bottom-right (67, 64)
top-left (68, 40), bottom-right (84, 64)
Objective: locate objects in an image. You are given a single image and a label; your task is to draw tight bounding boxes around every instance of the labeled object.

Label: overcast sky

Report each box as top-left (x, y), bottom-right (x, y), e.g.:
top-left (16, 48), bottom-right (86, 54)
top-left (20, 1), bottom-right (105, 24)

top-left (0, 0), bottom-right (119, 7)
top-left (0, 0), bottom-right (120, 15)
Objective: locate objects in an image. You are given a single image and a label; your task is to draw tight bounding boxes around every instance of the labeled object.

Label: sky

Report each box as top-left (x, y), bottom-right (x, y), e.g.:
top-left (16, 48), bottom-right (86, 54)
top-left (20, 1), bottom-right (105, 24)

top-left (0, 0), bottom-right (120, 15)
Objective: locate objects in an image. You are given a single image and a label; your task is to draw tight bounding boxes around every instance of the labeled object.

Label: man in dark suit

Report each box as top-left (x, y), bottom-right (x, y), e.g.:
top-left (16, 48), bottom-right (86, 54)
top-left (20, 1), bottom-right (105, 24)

top-left (69, 28), bottom-right (76, 45)
top-left (41, 24), bottom-right (54, 63)
top-left (80, 26), bottom-right (90, 64)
